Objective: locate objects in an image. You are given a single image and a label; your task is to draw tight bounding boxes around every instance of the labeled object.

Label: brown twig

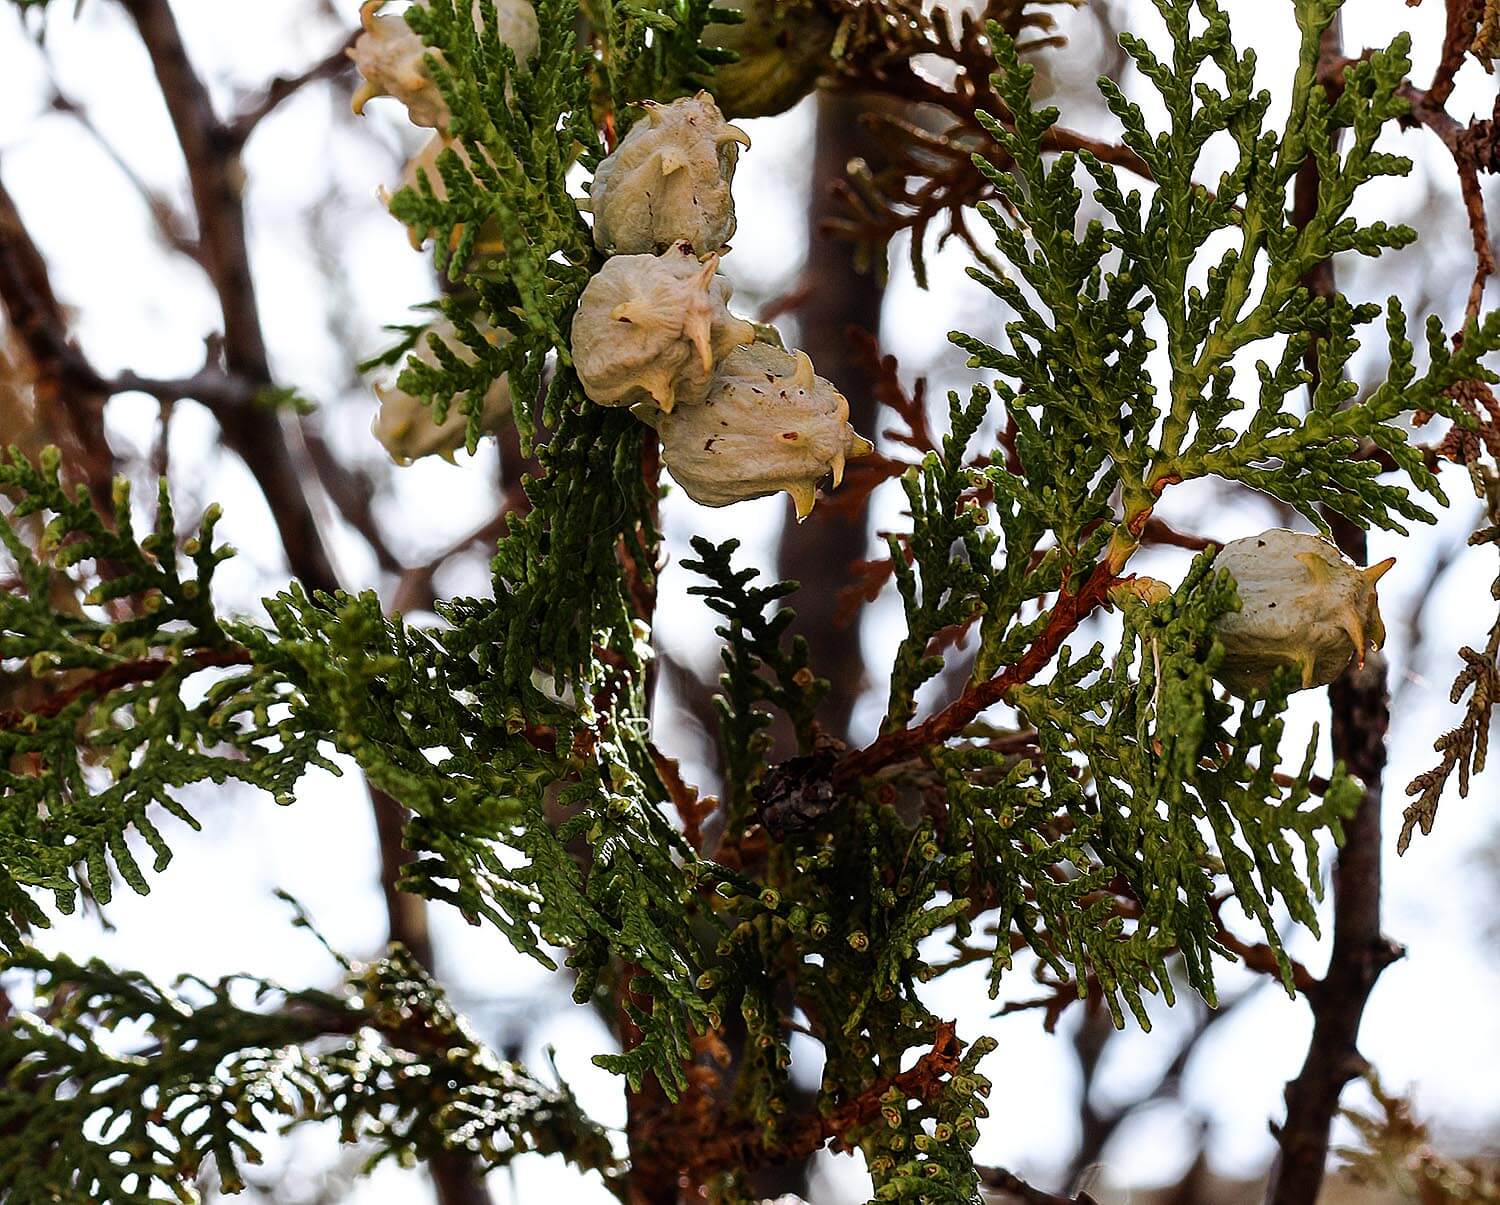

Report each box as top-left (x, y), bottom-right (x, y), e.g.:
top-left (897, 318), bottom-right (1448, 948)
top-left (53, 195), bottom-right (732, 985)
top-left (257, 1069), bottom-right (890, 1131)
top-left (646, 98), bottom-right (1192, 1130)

top-left (119, 0), bottom-right (341, 595)
top-left (833, 561), bottom-right (1117, 787)
top-left (43, 84), bottom-right (202, 266)
top-left (978, 1165), bottom-right (1100, 1205)
top-left (300, 423), bottom-right (404, 579)
top-left (683, 1020), bottom-right (965, 1180)
top-left (823, 2), bottom-right (1151, 266)
top-left (0, 648), bottom-right (253, 732)
top-left (108, 11), bottom-right (481, 1199)
top-left (646, 741), bottom-right (712, 853)
top-left (1139, 516), bottom-right (1216, 552)
top-left (0, 171), bottom-right (116, 511)
top-left (1209, 894), bottom-right (1318, 997)
top-left (223, 31), bottom-right (359, 147)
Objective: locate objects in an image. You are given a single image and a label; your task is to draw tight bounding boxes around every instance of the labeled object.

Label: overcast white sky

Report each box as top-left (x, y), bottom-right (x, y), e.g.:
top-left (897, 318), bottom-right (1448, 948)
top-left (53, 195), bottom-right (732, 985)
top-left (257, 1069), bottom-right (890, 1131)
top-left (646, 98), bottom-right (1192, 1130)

top-left (0, 1), bottom-right (1498, 1201)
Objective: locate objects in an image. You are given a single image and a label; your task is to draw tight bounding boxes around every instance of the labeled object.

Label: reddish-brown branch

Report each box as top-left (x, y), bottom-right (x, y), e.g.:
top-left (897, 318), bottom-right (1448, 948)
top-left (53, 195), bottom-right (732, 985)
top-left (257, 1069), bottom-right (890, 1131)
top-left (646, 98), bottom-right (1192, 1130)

top-left (43, 83), bottom-right (203, 267)
top-left (369, 784), bottom-right (435, 972)
top-left (0, 172), bottom-right (116, 511)
top-left (1139, 516), bottom-right (1216, 552)
top-left (0, 647), bottom-right (253, 732)
top-left (678, 1020), bottom-right (964, 1182)
top-left (820, 4), bottom-right (1153, 280)
top-left (1429, 0), bottom-right (1484, 106)
top-left (832, 561), bottom-right (1116, 787)
top-left (646, 741), bottom-right (711, 852)
top-left (979, 1166), bottom-right (1100, 1205)
top-left (1208, 893), bottom-right (1319, 997)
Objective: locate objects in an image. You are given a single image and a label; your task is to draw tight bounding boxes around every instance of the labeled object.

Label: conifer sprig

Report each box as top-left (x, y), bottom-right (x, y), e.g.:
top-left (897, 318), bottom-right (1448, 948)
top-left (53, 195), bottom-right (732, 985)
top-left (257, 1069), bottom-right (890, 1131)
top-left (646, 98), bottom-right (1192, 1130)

top-left (682, 536), bottom-right (827, 826)
top-left (0, 450), bottom-right (331, 950)
top-left (0, 0), bottom-right (1495, 1199)
top-left (0, 946), bottom-right (617, 1201)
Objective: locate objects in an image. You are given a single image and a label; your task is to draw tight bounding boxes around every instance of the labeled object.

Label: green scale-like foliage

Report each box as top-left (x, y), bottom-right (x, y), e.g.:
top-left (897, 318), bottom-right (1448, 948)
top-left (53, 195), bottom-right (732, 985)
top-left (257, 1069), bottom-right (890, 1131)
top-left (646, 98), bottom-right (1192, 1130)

top-left (0, 451), bottom-right (335, 947)
top-left (1, 0), bottom-right (1496, 1201)
top-left (681, 536), bottom-right (828, 828)
top-left (0, 943), bottom-right (616, 1201)
top-left (952, 3), bottom-right (1490, 538)
top-left (998, 557), bottom-right (1361, 1021)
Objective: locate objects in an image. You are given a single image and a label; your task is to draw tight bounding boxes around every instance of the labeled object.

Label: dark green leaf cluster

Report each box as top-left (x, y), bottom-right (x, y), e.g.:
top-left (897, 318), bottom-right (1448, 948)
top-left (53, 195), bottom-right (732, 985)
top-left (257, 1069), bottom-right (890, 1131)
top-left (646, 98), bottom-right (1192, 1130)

top-left (867, 0), bottom-right (1483, 1028)
top-left (922, 556), bottom-right (1360, 1030)
top-left (703, 789), bottom-right (994, 1199)
top-left (0, 447), bottom-right (710, 1100)
top-left (385, 0), bottom-right (723, 444)
top-left (0, 945), bottom-right (616, 1202)
top-left (580, 0), bottom-right (727, 125)
top-left (1004, 556), bottom-right (1359, 1019)
top-left (391, 0), bottom-right (598, 443)
top-left (0, 450), bottom-right (332, 949)
top-left (956, 3), bottom-right (1491, 537)
top-left (882, 389), bottom-right (993, 730)
top-left (681, 537), bottom-right (827, 826)
top-left (248, 579), bottom-right (721, 1095)
top-left (377, 0), bottom-right (686, 710)
top-left (861, 1034), bottom-right (997, 1204)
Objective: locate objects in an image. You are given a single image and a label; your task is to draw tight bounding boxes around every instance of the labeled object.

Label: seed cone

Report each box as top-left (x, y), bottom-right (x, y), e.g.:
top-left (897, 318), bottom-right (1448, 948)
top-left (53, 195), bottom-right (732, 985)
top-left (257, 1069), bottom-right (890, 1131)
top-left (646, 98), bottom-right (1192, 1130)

top-left (588, 93), bottom-right (750, 255)
top-left (645, 342), bottom-right (874, 519)
top-left (571, 243), bottom-right (755, 413)
top-left (1212, 529), bottom-right (1393, 696)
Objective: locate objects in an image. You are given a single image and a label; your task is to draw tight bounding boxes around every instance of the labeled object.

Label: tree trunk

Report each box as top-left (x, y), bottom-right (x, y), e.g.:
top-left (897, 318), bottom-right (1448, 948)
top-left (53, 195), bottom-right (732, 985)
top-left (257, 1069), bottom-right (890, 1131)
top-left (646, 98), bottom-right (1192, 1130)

top-left (779, 92), bottom-right (887, 742)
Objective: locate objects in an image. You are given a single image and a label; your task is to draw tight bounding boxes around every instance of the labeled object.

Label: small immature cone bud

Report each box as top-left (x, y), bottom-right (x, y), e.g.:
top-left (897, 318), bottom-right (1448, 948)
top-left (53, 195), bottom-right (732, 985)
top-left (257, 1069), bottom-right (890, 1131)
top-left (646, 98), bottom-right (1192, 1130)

top-left (644, 342), bottom-right (874, 519)
top-left (350, 0), bottom-right (539, 132)
top-left (372, 315), bottom-right (512, 464)
top-left (570, 242), bottom-right (754, 412)
top-left (1211, 529), bottom-right (1394, 696)
top-left (589, 92), bottom-right (750, 255)
top-left (1109, 576), bottom-right (1172, 609)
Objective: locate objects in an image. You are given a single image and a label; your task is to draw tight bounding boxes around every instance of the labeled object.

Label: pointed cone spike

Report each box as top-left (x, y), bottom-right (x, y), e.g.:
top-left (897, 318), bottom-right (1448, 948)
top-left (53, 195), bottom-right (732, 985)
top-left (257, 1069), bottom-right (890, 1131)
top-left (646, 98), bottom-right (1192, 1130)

top-left (352, 79), bottom-right (382, 115)
top-left (850, 433), bottom-right (876, 459)
top-left (358, 0), bottom-right (384, 31)
top-left (659, 150), bottom-right (688, 176)
top-left (789, 482), bottom-right (816, 521)
top-left (1294, 551), bottom-right (1335, 585)
top-left (1299, 651), bottom-right (1317, 690)
top-left (831, 451), bottom-right (846, 487)
top-left (1340, 605), bottom-right (1369, 667)
top-left (791, 350), bottom-right (817, 392)
top-left (695, 255), bottom-right (720, 289)
top-left (1365, 556), bottom-right (1397, 585)
top-left (648, 377), bottom-right (677, 414)
top-left (718, 125), bottom-right (752, 149)
top-left (684, 311), bottom-right (714, 373)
